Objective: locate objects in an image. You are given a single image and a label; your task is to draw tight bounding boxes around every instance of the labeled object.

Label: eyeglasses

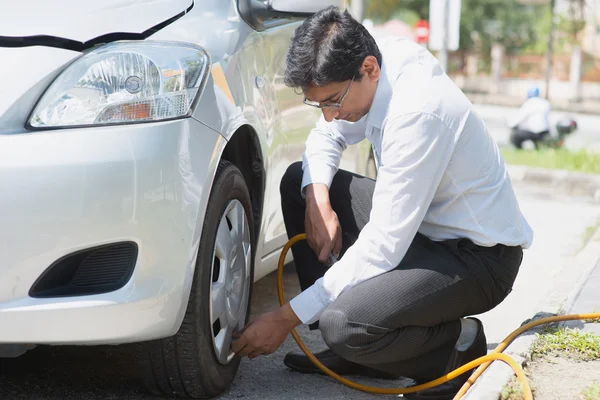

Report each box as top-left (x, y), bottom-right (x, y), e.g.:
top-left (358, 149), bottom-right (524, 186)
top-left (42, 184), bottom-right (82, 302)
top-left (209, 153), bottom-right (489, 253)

top-left (303, 76), bottom-right (355, 109)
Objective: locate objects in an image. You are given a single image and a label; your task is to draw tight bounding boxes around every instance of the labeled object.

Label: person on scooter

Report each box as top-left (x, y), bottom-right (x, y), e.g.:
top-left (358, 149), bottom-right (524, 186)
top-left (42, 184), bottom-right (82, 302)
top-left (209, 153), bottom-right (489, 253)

top-left (509, 86), bottom-right (551, 149)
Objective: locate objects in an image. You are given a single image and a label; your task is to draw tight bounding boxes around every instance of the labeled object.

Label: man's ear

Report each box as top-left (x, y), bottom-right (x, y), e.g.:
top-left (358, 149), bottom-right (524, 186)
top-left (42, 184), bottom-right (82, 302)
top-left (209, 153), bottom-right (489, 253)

top-left (361, 55), bottom-right (381, 82)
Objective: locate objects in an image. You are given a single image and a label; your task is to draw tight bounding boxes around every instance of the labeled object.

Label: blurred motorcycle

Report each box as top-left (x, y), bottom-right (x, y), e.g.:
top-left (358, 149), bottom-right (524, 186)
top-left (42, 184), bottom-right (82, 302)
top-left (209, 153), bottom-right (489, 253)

top-left (509, 117), bottom-right (578, 150)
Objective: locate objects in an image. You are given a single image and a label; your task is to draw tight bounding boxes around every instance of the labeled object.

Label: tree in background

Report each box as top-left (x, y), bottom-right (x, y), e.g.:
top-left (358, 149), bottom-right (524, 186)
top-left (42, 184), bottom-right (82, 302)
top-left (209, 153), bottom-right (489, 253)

top-left (365, 0), bottom-right (428, 23)
top-left (522, 6), bottom-right (553, 55)
top-left (461, 0), bottom-right (538, 51)
top-left (363, 0), bottom-right (598, 97)
top-left (560, 0), bottom-right (587, 45)
top-left (365, 0), bottom-right (544, 71)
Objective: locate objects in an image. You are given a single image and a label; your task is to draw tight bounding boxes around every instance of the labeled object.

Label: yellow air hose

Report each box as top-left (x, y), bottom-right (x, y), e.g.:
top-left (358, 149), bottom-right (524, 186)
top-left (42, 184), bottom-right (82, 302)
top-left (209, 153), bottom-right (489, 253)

top-left (277, 233), bottom-right (600, 399)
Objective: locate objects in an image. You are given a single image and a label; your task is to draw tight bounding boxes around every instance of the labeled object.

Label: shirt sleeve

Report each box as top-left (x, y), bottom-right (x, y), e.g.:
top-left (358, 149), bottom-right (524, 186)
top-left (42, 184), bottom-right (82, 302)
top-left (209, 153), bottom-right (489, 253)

top-left (301, 115), bottom-right (367, 196)
top-left (290, 112), bottom-right (457, 324)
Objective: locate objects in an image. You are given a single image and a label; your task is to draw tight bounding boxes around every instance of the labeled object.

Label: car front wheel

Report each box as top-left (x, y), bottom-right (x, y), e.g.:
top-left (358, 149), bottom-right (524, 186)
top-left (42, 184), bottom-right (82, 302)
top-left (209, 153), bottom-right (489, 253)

top-left (134, 160), bottom-right (255, 398)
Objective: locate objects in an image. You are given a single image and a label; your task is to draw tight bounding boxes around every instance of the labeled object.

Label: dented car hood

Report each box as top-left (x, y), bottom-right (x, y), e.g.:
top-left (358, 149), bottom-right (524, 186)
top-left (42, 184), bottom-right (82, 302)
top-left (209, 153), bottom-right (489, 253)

top-left (0, 0), bottom-right (193, 47)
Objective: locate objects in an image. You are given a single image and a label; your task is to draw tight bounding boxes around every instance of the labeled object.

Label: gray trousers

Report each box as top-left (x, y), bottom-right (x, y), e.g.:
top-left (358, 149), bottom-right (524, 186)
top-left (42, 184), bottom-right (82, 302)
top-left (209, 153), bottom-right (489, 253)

top-left (280, 162), bottom-right (523, 381)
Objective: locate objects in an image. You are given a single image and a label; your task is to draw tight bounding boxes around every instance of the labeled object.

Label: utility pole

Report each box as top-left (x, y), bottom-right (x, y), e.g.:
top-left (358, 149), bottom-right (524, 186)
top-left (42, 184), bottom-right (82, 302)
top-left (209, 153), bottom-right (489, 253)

top-left (438, 0), bottom-right (450, 72)
top-left (544, 0), bottom-right (556, 100)
top-left (429, 0), bottom-right (460, 71)
top-left (351, 0), bottom-right (365, 23)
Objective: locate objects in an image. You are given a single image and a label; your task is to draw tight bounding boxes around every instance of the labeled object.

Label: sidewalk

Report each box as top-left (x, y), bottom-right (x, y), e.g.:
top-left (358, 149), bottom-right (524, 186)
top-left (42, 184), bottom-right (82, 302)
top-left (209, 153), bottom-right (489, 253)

top-left (505, 164), bottom-right (600, 202)
top-left (464, 223), bottom-right (600, 399)
top-left (565, 258), bottom-right (600, 336)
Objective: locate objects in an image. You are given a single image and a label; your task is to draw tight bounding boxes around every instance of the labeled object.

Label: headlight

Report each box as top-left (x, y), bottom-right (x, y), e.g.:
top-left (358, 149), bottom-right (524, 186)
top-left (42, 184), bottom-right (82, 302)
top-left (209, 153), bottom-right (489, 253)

top-left (28, 41), bottom-right (210, 129)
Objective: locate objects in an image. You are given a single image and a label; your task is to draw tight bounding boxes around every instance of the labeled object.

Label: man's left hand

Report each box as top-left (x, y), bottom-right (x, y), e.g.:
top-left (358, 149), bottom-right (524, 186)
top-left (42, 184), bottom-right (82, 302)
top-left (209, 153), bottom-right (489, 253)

top-left (231, 303), bottom-right (301, 359)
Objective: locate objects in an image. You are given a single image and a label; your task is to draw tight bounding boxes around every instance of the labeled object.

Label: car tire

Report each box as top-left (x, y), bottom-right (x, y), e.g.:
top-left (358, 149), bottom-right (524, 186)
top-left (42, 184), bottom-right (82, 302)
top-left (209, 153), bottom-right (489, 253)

top-left (134, 160), bottom-right (255, 399)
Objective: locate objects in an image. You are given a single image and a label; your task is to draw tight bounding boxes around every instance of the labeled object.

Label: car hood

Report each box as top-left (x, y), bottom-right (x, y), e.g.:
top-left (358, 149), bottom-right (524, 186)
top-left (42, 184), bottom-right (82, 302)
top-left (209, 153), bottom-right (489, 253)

top-left (0, 0), bottom-right (193, 44)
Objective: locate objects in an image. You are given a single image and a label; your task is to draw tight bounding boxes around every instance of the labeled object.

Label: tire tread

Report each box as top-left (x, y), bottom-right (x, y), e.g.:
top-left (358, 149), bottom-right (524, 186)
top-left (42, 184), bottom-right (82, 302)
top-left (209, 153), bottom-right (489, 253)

top-left (133, 160), bottom-right (254, 399)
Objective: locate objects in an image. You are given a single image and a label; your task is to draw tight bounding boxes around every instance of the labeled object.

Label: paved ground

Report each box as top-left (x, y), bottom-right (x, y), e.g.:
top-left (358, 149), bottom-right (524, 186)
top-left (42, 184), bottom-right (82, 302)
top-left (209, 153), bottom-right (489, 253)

top-left (474, 103), bottom-right (600, 152)
top-left (565, 259), bottom-right (600, 336)
top-left (0, 181), bottom-right (598, 400)
top-left (472, 184), bottom-right (600, 349)
top-left (466, 241), bottom-right (600, 400)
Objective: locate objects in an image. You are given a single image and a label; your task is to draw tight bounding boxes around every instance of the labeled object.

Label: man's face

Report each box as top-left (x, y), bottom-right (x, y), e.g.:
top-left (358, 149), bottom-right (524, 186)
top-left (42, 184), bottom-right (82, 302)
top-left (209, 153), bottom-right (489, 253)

top-left (302, 56), bottom-right (381, 123)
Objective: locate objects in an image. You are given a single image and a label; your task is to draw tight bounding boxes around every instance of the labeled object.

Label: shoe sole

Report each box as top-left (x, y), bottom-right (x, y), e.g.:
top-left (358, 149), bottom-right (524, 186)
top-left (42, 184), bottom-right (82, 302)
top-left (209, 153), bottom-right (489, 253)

top-left (284, 360), bottom-right (398, 380)
top-left (404, 392), bottom-right (456, 400)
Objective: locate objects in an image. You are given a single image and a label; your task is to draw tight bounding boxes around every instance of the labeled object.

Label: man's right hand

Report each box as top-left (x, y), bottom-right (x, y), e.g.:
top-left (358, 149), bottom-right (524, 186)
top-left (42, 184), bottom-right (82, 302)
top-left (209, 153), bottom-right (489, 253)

top-left (304, 183), bottom-right (343, 264)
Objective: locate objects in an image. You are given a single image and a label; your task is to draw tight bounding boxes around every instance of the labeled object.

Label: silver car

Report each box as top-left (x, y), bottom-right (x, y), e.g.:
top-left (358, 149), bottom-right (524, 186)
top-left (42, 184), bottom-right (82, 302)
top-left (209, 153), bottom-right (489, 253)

top-left (0, 0), bottom-right (372, 397)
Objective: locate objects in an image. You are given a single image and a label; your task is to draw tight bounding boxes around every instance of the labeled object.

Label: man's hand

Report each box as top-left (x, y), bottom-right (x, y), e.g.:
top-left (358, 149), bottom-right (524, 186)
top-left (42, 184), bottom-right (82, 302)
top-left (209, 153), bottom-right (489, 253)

top-left (231, 303), bottom-right (301, 360)
top-left (305, 183), bottom-right (343, 264)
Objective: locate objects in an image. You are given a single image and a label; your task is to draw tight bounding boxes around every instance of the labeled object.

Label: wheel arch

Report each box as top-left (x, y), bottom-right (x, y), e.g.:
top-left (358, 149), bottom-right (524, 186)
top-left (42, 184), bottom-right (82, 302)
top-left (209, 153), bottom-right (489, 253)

top-left (219, 124), bottom-right (266, 244)
top-left (167, 122), bottom-right (266, 339)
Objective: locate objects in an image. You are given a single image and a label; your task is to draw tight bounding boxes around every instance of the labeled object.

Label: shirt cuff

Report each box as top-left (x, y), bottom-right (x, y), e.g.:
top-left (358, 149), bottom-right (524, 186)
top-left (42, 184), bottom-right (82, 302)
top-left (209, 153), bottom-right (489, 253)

top-left (300, 163), bottom-right (337, 198)
top-left (289, 282), bottom-right (330, 325)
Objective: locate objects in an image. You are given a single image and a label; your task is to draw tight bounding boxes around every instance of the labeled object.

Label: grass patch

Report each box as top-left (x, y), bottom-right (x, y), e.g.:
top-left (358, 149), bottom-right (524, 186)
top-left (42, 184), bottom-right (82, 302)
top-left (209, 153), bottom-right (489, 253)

top-left (500, 148), bottom-right (600, 175)
top-left (531, 327), bottom-right (600, 361)
top-left (499, 375), bottom-right (526, 400)
top-left (581, 382), bottom-right (600, 400)
top-left (585, 308), bottom-right (600, 324)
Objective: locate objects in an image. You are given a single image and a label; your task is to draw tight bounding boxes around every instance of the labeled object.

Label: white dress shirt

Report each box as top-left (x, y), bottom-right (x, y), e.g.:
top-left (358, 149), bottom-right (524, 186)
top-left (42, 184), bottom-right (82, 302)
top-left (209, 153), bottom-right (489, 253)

top-left (509, 97), bottom-right (551, 134)
top-left (290, 38), bottom-right (534, 325)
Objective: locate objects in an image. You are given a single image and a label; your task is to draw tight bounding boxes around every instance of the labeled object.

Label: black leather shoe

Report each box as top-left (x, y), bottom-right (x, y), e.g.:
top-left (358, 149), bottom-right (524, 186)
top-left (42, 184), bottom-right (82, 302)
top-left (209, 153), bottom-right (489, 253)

top-left (283, 348), bottom-right (398, 380)
top-left (405, 318), bottom-right (487, 400)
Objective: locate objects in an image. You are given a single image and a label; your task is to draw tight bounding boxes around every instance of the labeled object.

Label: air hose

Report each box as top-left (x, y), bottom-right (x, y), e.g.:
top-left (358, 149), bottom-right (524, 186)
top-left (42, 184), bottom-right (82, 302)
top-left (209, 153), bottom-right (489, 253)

top-left (277, 233), bottom-right (600, 399)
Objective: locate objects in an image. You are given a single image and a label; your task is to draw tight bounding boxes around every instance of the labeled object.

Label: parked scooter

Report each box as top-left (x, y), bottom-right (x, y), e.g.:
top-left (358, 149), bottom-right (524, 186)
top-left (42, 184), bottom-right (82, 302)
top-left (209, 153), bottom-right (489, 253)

top-left (509, 117), bottom-right (578, 150)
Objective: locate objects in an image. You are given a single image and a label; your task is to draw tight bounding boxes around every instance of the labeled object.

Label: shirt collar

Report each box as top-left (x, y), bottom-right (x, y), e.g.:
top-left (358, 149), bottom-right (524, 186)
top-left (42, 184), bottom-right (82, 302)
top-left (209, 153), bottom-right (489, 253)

top-left (364, 60), bottom-right (393, 129)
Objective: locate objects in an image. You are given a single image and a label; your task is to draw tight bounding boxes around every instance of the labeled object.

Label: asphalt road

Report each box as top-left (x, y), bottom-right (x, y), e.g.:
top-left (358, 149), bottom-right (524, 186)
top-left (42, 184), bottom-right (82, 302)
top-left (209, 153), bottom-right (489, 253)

top-left (474, 104), bottom-right (600, 151)
top-left (1, 182), bottom-right (599, 400)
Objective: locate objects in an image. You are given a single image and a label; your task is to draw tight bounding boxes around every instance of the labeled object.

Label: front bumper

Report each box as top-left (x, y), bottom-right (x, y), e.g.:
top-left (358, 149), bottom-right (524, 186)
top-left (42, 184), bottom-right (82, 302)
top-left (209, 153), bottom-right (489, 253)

top-left (0, 118), bottom-right (224, 344)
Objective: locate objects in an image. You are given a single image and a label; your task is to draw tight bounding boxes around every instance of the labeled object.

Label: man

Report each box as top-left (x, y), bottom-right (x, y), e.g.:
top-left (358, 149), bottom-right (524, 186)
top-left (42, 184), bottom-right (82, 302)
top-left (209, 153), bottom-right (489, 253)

top-left (231, 6), bottom-right (533, 399)
top-left (509, 86), bottom-right (551, 148)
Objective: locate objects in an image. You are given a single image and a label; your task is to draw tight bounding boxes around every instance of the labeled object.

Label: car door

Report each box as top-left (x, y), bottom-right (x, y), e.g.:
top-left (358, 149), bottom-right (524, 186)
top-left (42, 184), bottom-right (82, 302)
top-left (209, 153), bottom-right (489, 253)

top-left (258, 21), bottom-right (313, 258)
top-left (257, 16), bottom-right (372, 259)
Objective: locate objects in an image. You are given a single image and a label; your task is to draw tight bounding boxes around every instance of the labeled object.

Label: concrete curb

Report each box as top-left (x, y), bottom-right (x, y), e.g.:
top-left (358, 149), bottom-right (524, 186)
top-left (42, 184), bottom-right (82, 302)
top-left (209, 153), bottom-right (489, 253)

top-left (506, 164), bottom-right (600, 202)
top-left (463, 225), bottom-right (600, 399)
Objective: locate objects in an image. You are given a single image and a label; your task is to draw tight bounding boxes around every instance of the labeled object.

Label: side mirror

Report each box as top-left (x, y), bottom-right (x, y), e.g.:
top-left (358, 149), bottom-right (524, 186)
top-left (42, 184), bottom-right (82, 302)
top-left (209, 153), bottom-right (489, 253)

top-left (267, 0), bottom-right (347, 15)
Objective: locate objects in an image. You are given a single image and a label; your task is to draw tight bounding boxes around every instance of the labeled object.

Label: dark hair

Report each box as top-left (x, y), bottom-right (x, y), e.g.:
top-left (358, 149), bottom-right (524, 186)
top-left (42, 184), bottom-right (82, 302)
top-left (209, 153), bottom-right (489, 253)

top-left (284, 6), bottom-right (382, 88)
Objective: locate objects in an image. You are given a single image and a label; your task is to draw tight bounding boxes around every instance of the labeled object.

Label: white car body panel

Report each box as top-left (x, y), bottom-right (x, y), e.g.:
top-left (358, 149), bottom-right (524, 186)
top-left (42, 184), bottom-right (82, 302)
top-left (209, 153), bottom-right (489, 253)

top-left (154, 1), bottom-right (371, 275)
top-left (0, 0), bottom-right (370, 346)
top-left (0, 0), bottom-right (193, 41)
top-left (0, 118), bottom-right (226, 343)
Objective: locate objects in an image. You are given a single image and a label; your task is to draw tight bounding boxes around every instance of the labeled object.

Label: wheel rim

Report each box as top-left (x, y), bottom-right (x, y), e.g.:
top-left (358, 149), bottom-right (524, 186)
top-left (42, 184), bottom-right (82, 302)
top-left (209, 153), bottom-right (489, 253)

top-left (209, 199), bottom-right (252, 365)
